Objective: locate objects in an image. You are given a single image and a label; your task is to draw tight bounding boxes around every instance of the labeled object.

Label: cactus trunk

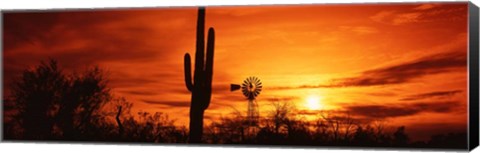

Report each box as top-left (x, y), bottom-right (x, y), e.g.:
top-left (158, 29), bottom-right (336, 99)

top-left (184, 7), bottom-right (215, 143)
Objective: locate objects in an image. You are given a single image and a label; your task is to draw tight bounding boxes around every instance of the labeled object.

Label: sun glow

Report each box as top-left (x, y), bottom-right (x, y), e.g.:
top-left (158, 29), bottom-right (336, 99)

top-left (305, 95), bottom-right (322, 110)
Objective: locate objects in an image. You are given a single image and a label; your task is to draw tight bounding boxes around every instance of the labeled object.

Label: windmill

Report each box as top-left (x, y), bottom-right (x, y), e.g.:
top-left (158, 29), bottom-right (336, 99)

top-left (231, 76), bottom-right (262, 126)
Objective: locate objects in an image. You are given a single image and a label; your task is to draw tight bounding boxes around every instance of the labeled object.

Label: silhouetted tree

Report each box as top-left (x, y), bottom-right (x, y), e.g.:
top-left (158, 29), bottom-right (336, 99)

top-left (9, 59), bottom-right (111, 140)
top-left (204, 111), bottom-right (247, 144)
top-left (11, 60), bottom-right (67, 140)
top-left (270, 101), bottom-right (293, 135)
top-left (6, 59), bottom-right (188, 143)
top-left (392, 126), bottom-right (409, 147)
top-left (3, 97), bottom-right (22, 139)
top-left (119, 111), bottom-right (186, 143)
top-left (58, 66), bottom-right (111, 140)
top-left (352, 125), bottom-right (376, 146)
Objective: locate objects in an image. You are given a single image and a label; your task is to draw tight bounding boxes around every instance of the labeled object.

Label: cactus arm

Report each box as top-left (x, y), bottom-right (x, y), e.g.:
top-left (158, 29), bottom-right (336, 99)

top-left (184, 53), bottom-right (194, 92)
top-left (205, 28), bottom-right (215, 84)
top-left (202, 28), bottom-right (215, 110)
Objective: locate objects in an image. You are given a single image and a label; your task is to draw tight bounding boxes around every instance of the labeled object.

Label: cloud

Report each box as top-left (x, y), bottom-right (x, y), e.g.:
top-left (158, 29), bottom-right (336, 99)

top-left (296, 110), bottom-right (320, 116)
top-left (263, 96), bottom-right (299, 102)
top-left (413, 4), bottom-right (441, 10)
top-left (265, 84), bottom-right (331, 90)
top-left (2, 10), bottom-right (196, 93)
top-left (367, 92), bottom-right (398, 97)
top-left (339, 26), bottom-right (379, 35)
top-left (344, 101), bottom-right (459, 119)
top-left (330, 51), bottom-right (466, 87)
top-left (370, 10), bottom-right (396, 24)
top-left (119, 90), bottom-right (159, 96)
top-left (370, 4), bottom-right (467, 25)
top-left (213, 94), bottom-right (246, 102)
top-left (392, 12), bottom-right (422, 25)
top-left (3, 12), bottom-right (62, 51)
top-left (400, 90), bottom-right (462, 101)
top-left (109, 76), bottom-right (159, 88)
top-left (212, 83), bottom-right (232, 93)
top-left (295, 110), bottom-right (373, 124)
top-left (266, 50), bottom-right (466, 90)
top-left (142, 100), bottom-right (191, 108)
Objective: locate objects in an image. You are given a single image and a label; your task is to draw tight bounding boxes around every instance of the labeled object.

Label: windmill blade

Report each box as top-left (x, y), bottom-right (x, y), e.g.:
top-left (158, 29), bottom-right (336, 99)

top-left (230, 84), bottom-right (241, 92)
top-left (242, 88), bottom-right (249, 97)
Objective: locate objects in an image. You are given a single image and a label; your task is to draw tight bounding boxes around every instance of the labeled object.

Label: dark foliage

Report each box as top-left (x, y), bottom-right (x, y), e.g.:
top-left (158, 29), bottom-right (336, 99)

top-left (2, 59), bottom-right (467, 149)
top-left (203, 102), bottom-right (467, 149)
top-left (3, 59), bottom-right (187, 143)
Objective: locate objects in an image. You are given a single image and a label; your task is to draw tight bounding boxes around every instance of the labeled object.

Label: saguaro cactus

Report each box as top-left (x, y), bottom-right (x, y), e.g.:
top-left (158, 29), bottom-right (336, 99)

top-left (184, 7), bottom-right (215, 143)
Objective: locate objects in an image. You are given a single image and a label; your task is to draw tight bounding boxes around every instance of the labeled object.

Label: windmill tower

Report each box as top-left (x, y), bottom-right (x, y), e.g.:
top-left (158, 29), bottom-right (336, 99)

top-left (231, 76), bottom-right (262, 126)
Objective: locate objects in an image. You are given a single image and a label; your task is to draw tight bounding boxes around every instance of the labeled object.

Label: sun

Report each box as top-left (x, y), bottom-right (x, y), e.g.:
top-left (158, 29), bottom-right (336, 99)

top-left (305, 95), bottom-right (322, 110)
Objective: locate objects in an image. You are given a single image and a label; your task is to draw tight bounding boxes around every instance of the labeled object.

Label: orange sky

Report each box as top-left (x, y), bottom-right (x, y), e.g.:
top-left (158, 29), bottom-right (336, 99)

top-left (3, 2), bottom-right (469, 141)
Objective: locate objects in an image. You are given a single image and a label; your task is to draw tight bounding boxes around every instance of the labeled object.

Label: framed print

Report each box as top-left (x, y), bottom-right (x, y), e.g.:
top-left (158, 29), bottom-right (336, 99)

top-left (2, 1), bottom-right (479, 151)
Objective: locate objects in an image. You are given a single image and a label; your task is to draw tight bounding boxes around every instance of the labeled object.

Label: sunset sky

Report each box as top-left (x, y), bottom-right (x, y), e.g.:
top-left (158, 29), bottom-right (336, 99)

top-left (3, 2), bottom-right (469, 141)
